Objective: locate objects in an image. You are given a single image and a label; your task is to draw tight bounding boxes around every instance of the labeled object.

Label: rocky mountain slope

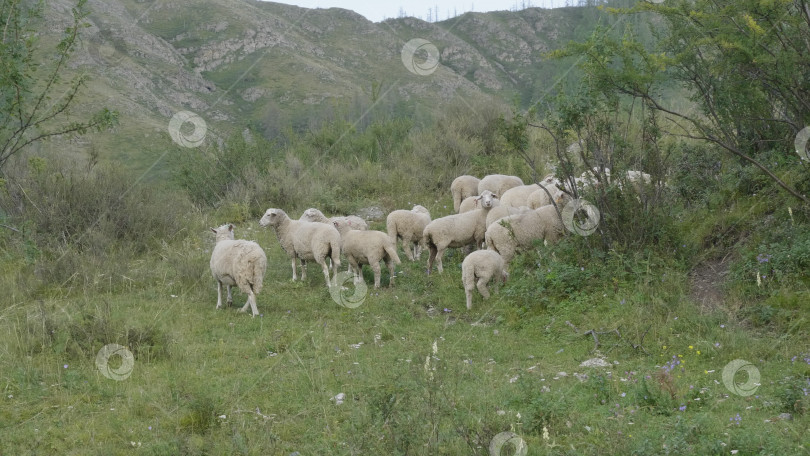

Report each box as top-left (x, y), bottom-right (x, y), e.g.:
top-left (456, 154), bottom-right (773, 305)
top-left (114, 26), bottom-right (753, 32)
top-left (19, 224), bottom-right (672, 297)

top-left (37, 0), bottom-right (620, 170)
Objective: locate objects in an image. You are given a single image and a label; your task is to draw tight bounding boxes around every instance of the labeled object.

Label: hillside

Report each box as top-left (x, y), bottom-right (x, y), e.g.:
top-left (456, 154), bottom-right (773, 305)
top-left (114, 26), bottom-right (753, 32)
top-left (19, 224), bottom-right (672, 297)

top-left (34, 0), bottom-right (630, 172)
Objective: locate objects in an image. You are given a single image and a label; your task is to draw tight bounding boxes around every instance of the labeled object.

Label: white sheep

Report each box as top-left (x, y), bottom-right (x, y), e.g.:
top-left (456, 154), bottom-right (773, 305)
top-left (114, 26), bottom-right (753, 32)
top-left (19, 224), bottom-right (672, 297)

top-left (458, 192), bottom-right (501, 213)
top-left (259, 208), bottom-right (341, 286)
top-left (500, 184), bottom-right (541, 207)
top-left (461, 250), bottom-right (508, 310)
top-left (485, 204), bottom-right (532, 229)
top-left (526, 184), bottom-right (564, 209)
top-left (332, 220), bottom-right (401, 288)
top-left (423, 190), bottom-right (499, 274)
top-left (300, 208), bottom-right (369, 231)
top-left (477, 174), bottom-right (524, 197)
top-left (451, 175), bottom-right (480, 212)
top-left (485, 205), bottom-right (565, 264)
top-left (209, 224), bottom-right (267, 317)
top-left (386, 205), bottom-right (431, 261)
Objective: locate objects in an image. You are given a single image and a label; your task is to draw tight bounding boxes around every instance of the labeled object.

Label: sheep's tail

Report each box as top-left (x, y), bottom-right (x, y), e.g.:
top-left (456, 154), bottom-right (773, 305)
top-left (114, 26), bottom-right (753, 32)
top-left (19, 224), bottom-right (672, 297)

top-left (329, 235), bottom-right (341, 268)
top-left (485, 230), bottom-right (497, 254)
top-left (386, 217), bottom-right (398, 246)
top-left (248, 249), bottom-right (267, 295)
top-left (384, 240), bottom-right (401, 265)
top-left (424, 230), bottom-right (437, 274)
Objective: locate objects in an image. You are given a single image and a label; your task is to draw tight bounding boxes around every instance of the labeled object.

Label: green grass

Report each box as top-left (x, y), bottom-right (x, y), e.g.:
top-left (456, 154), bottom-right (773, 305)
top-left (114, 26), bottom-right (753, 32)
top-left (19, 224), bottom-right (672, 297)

top-left (1, 214), bottom-right (808, 455)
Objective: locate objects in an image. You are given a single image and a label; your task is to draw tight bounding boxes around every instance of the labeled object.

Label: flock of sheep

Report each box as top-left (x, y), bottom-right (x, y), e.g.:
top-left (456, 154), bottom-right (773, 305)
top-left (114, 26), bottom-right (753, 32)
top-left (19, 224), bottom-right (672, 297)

top-left (209, 170), bottom-right (649, 314)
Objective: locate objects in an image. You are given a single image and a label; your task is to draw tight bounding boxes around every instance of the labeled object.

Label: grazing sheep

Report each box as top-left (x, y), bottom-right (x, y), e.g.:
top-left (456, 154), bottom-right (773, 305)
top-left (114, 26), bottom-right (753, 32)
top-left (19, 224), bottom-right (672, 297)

top-left (500, 184), bottom-right (541, 208)
top-left (461, 250), bottom-right (508, 310)
top-left (333, 220), bottom-right (401, 288)
top-left (423, 190), bottom-right (499, 274)
top-left (386, 205), bottom-right (431, 261)
top-left (209, 224), bottom-right (267, 317)
top-left (485, 205), bottom-right (565, 264)
top-left (259, 208), bottom-right (341, 286)
top-left (477, 174), bottom-right (524, 197)
top-left (300, 208), bottom-right (369, 231)
top-left (451, 175), bottom-right (480, 212)
top-left (485, 204), bottom-right (532, 230)
top-left (526, 184), bottom-right (565, 209)
top-left (458, 192), bottom-right (502, 213)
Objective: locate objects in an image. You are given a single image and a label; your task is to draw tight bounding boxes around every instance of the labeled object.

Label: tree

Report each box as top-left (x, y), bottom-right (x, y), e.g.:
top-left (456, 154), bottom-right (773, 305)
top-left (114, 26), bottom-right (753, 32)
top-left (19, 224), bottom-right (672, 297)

top-left (552, 0), bottom-right (810, 205)
top-left (0, 0), bottom-right (117, 170)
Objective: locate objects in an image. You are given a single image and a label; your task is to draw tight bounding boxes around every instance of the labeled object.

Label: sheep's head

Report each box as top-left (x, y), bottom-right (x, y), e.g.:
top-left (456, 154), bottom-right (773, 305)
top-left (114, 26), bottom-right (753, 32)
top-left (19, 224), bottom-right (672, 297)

top-left (211, 224), bottom-right (235, 242)
top-left (301, 208), bottom-right (325, 222)
top-left (475, 190), bottom-right (499, 209)
top-left (412, 205), bottom-right (429, 215)
top-left (332, 220), bottom-right (350, 235)
top-left (259, 208), bottom-right (284, 227)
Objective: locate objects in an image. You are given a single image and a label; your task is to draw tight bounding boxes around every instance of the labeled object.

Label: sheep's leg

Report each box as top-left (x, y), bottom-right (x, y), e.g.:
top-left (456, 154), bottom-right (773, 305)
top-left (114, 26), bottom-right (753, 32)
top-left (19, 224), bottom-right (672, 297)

top-left (240, 289), bottom-right (259, 317)
top-left (301, 259), bottom-right (308, 281)
top-left (476, 276), bottom-right (491, 300)
top-left (386, 259), bottom-right (396, 287)
top-left (226, 285), bottom-right (233, 307)
top-left (435, 246), bottom-right (446, 274)
top-left (465, 286), bottom-right (474, 310)
top-left (427, 243), bottom-right (437, 275)
top-left (319, 259), bottom-right (331, 287)
top-left (290, 257), bottom-right (298, 281)
top-left (349, 258), bottom-right (363, 285)
top-left (402, 235), bottom-right (414, 261)
top-left (371, 261), bottom-right (382, 288)
top-left (216, 281), bottom-right (223, 309)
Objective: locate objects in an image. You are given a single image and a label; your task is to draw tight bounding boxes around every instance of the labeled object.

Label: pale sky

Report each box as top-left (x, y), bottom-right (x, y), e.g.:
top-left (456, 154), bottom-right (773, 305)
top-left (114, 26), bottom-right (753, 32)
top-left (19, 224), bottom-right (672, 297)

top-left (268, 0), bottom-right (568, 23)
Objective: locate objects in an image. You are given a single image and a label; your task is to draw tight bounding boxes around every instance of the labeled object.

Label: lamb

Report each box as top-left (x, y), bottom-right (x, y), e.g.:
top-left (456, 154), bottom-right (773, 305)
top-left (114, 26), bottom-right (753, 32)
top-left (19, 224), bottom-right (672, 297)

top-left (458, 192), bottom-right (501, 213)
top-left (332, 220), bottom-right (401, 288)
top-left (423, 190), bottom-right (499, 274)
top-left (461, 250), bottom-right (508, 310)
top-left (477, 174), bottom-right (524, 197)
top-left (300, 208), bottom-right (369, 231)
top-left (259, 208), bottom-right (341, 286)
top-left (209, 224), bottom-right (267, 317)
top-left (451, 175), bottom-right (480, 212)
top-left (386, 204), bottom-right (431, 261)
top-left (500, 184), bottom-right (541, 207)
top-left (485, 205), bottom-right (565, 264)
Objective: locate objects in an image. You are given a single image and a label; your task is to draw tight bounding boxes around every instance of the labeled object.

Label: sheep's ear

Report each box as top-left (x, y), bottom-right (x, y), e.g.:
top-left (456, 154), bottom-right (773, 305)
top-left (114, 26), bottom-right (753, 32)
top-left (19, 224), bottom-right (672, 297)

top-left (333, 220), bottom-right (339, 228)
top-left (228, 224), bottom-right (234, 231)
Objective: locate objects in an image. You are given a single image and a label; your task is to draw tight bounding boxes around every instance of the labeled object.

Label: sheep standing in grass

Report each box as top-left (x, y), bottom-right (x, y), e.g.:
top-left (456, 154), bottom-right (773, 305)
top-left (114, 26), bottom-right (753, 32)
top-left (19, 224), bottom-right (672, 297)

top-left (526, 184), bottom-right (564, 209)
top-left (259, 208), bottom-right (341, 286)
top-left (209, 224), bottom-right (267, 317)
top-left (333, 220), bottom-right (400, 288)
top-left (462, 250), bottom-right (508, 310)
top-left (451, 175), bottom-right (480, 212)
top-left (457, 193), bottom-right (499, 214)
top-left (300, 208), bottom-right (369, 231)
top-left (423, 190), bottom-right (499, 274)
top-left (485, 205), bottom-right (565, 264)
top-left (477, 174), bottom-right (524, 198)
top-left (485, 204), bottom-right (532, 230)
top-left (500, 184), bottom-right (541, 207)
top-left (386, 205), bottom-right (431, 261)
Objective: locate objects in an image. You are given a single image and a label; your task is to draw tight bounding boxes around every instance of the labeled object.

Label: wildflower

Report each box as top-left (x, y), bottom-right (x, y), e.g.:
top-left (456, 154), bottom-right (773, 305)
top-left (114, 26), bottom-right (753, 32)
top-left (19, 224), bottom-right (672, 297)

top-left (679, 405), bottom-right (686, 412)
top-left (696, 350), bottom-right (701, 355)
top-left (688, 345), bottom-right (693, 350)
top-left (63, 364), bottom-right (68, 369)
top-left (621, 392), bottom-right (626, 397)
top-left (443, 308), bottom-right (451, 313)
top-left (720, 324), bottom-right (725, 328)
top-left (714, 343), bottom-right (721, 348)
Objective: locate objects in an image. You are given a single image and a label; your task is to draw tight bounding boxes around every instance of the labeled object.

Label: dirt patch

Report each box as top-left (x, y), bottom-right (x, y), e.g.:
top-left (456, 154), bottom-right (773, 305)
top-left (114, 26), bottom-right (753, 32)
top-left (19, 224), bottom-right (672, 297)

top-left (689, 255), bottom-right (732, 312)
